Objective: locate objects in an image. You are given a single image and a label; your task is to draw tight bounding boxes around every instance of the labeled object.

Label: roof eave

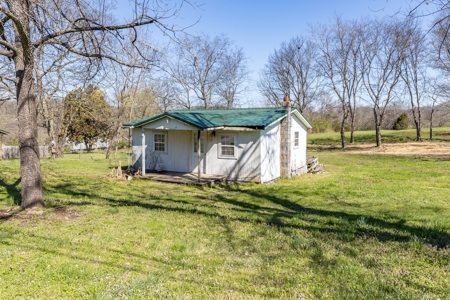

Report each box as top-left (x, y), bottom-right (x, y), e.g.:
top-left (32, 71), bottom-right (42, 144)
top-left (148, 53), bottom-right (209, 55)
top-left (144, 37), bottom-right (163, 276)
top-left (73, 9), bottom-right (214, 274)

top-left (123, 113), bottom-right (203, 130)
top-left (292, 109), bottom-right (313, 129)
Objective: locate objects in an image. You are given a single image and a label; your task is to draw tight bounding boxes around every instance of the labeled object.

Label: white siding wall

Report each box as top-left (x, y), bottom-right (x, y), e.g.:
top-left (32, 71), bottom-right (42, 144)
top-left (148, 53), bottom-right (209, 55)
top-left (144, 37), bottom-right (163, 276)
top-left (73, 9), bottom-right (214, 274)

top-left (132, 128), bottom-right (144, 170)
top-left (290, 116), bottom-right (308, 174)
top-left (260, 121), bottom-right (281, 183)
top-left (132, 128), bottom-right (190, 172)
top-left (206, 130), bottom-right (262, 182)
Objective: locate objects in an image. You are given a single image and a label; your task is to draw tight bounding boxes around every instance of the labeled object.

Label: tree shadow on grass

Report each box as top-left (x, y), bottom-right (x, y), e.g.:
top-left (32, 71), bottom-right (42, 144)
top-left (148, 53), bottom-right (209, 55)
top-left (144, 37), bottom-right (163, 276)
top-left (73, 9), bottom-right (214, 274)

top-left (0, 178), bottom-right (21, 206)
top-left (44, 180), bottom-right (450, 249)
top-left (220, 185), bottom-right (450, 249)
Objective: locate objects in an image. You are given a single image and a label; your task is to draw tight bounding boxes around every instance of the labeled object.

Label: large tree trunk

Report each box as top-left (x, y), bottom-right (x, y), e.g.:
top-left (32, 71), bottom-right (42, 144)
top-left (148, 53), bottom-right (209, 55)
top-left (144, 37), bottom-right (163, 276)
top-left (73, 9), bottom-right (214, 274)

top-left (13, 1), bottom-right (44, 209)
top-left (16, 63), bottom-right (44, 208)
top-left (17, 68), bottom-right (44, 208)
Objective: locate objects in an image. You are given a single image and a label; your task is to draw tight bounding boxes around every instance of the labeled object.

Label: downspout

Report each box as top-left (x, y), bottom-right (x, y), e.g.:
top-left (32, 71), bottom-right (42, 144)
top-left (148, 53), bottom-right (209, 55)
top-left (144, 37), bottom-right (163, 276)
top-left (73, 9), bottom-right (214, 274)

top-left (197, 130), bottom-right (201, 182)
top-left (141, 128), bottom-right (146, 176)
top-left (128, 128), bottom-right (131, 169)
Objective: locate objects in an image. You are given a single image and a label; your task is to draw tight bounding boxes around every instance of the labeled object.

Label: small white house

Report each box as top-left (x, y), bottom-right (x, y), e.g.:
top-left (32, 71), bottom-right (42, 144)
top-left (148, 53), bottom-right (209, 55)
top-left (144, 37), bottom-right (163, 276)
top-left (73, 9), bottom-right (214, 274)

top-left (123, 103), bottom-right (312, 183)
top-left (71, 139), bottom-right (108, 151)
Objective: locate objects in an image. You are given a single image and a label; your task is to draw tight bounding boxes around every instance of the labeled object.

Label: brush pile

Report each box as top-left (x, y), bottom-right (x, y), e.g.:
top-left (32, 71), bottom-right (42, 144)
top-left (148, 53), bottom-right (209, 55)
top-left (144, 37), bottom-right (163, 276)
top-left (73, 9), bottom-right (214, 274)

top-left (307, 156), bottom-right (323, 174)
top-left (106, 161), bottom-right (133, 180)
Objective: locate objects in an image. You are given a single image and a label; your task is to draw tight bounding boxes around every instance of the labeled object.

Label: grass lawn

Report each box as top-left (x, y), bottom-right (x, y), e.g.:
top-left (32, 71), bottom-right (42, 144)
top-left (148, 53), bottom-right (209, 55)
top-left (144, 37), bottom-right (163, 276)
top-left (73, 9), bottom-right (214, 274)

top-left (0, 142), bottom-right (449, 299)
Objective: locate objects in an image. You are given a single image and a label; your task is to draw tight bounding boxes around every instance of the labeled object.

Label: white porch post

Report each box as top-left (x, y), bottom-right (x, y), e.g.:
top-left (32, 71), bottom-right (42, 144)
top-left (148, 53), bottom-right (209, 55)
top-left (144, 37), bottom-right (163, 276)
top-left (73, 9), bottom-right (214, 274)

top-left (141, 128), bottom-right (146, 176)
top-left (197, 130), bottom-right (201, 182)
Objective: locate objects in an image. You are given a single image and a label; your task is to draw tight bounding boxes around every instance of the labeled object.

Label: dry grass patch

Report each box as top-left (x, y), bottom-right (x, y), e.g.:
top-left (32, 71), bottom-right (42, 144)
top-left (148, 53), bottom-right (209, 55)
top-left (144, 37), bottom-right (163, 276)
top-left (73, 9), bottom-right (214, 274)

top-left (325, 142), bottom-right (450, 158)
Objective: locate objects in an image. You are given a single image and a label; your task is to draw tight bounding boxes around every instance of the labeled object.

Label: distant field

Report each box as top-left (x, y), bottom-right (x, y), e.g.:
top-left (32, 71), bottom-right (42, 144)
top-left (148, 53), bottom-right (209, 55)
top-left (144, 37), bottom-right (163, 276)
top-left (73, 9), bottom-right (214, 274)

top-left (308, 127), bottom-right (450, 146)
top-left (0, 143), bottom-right (449, 299)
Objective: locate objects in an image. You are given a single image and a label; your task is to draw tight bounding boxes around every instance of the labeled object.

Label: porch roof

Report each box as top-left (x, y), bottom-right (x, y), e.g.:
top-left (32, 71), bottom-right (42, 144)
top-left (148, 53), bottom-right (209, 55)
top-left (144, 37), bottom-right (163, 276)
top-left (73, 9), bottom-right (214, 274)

top-left (123, 107), bottom-right (311, 130)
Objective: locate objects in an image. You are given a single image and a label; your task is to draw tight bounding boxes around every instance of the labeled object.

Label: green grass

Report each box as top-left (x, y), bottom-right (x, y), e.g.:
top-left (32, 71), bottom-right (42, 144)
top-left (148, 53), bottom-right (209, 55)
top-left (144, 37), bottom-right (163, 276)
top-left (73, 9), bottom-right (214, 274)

top-left (308, 127), bottom-right (450, 146)
top-left (0, 149), bottom-right (449, 299)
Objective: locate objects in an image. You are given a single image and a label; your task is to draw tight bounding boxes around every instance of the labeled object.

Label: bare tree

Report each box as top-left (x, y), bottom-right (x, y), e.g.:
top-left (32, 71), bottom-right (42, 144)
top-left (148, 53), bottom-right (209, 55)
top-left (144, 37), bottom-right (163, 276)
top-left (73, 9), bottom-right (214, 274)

top-left (155, 79), bottom-right (177, 112)
top-left (361, 18), bottom-right (405, 147)
top-left (258, 36), bottom-right (322, 111)
top-left (164, 33), bottom-right (247, 109)
top-left (428, 79), bottom-right (450, 139)
top-left (399, 18), bottom-right (428, 142)
top-left (217, 48), bottom-right (250, 108)
top-left (104, 51), bottom-right (179, 159)
top-left (313, 17), bottom-right (364, 148)
top-left (0, 0), bottom-right (194, 209)
top-left (408, 1), bottom-right (450, 46)
top-left (429, 84), bottom-right (439, 140)
top-left (104, 64), bottom-right (138, 160)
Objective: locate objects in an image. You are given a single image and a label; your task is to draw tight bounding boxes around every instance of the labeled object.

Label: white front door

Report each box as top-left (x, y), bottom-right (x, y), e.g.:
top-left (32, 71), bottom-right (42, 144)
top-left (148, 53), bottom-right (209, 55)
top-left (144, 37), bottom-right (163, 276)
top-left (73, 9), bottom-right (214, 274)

top-left (192, 131), bottom-right (206, 173)
top-left (169, 131), bottom-right (190, 172)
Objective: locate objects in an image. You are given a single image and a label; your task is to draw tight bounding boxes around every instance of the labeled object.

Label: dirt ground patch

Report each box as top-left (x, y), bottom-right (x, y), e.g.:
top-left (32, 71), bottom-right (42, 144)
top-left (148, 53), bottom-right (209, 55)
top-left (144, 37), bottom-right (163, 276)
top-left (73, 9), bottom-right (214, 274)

top-left (436, 133), bottom-right (450, 140)
top-left (346, 142), bottom-right (450, 158)
top-left (0, 206), bottom-right (81, 222)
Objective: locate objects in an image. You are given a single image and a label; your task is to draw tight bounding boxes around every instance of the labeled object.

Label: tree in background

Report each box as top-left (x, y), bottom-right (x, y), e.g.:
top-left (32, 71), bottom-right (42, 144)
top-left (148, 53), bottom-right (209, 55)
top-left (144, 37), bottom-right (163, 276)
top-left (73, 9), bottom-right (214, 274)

top-left (399, 18), bottom-right (429, 141)
top-left (165, 33), bottom-right (249, 108)
top-left (258, 36), bottom-right (322, 112)
top-left (34, 45), bottom-right (81, 149)
top-left (313, 17), bottom-right (364, 148)
top-left (217, 48), bottom-right (250, 108)
top-left (361, 18), bottom-right (405, 146)
top-left (306, 92), bottom-right (340, 133)
top-left (62, 86), bottom-right (111, 151)
top-left (393, 112), bottom-right (409, 130)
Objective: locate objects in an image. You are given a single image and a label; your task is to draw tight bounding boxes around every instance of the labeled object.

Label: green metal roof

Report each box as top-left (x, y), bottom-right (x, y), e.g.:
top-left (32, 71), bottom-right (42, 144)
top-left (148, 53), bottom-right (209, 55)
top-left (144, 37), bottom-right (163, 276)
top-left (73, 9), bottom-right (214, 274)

top-left (123, 107), bottom-right (312, 130)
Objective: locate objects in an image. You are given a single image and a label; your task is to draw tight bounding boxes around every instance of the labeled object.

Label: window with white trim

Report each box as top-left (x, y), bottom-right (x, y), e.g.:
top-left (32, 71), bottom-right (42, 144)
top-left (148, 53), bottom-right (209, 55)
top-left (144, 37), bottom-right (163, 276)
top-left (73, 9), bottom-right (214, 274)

top-left (294, 131), bottom-right (299, 148)
top-left (193, 132), bottom-right (205, 153)
top-left (153, 132), bottom-right (167, 152)
top-left (219, 134), bottom-right (237, 158)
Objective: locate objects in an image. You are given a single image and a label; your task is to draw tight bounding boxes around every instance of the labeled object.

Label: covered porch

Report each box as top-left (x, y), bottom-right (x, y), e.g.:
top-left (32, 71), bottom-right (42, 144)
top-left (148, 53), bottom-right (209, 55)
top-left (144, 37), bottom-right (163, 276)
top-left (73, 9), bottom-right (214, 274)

top-left (141, 171), bottom-right (225, 186)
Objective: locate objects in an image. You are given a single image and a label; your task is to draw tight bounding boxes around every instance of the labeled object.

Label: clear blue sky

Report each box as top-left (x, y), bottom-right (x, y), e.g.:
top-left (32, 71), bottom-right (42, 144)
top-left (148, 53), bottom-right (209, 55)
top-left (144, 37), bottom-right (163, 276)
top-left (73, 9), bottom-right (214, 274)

top-left (182, 1), bottom-right (402, 79)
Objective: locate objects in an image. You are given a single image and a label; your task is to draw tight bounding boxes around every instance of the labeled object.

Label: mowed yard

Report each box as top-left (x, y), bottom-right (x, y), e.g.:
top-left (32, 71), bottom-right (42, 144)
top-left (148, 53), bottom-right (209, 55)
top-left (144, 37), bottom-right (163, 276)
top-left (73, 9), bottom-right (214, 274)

top-left (0, 129), bottom-right (449, 299)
